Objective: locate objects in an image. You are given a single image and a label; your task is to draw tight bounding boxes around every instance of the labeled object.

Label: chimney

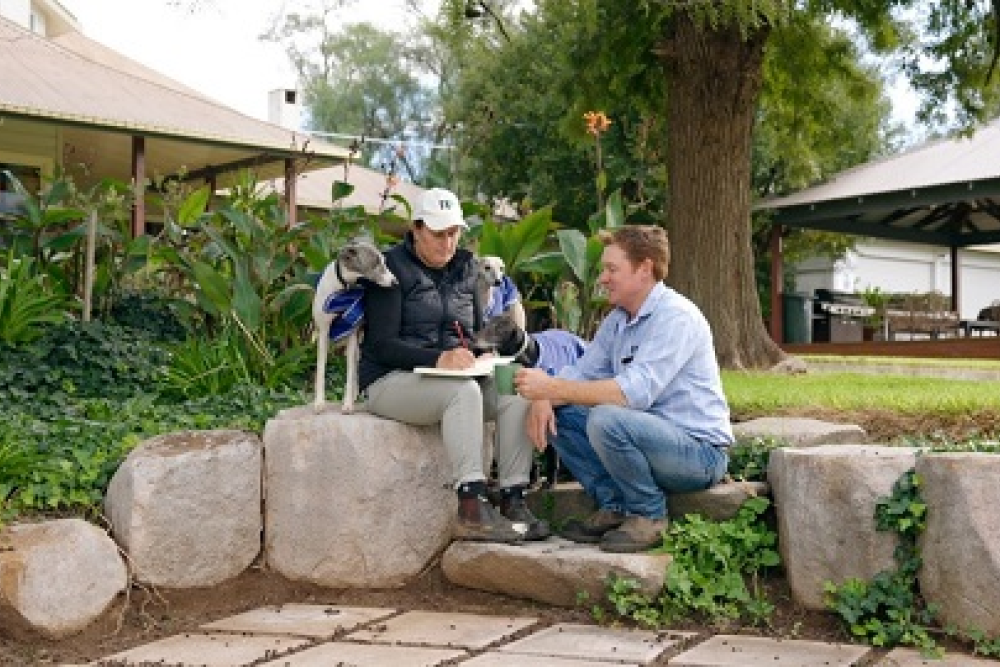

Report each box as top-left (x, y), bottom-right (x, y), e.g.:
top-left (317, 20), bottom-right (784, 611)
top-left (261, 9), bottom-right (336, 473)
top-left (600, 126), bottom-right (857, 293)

top-left (268, 88), bottom-right (303, 131)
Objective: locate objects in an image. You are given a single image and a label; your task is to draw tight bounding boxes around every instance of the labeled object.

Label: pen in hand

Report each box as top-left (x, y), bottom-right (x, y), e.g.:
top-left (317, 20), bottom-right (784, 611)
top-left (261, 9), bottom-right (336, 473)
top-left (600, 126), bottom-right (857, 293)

top-left (453, 320), bottom-right (468, 349)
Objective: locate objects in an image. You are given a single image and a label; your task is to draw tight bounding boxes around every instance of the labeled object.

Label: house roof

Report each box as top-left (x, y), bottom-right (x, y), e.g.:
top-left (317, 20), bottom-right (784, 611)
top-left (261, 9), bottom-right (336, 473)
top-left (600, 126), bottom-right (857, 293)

top-left (0, 15), bottom-right (349, 186)
top-left (755, 120), bottom-right (1000, 248)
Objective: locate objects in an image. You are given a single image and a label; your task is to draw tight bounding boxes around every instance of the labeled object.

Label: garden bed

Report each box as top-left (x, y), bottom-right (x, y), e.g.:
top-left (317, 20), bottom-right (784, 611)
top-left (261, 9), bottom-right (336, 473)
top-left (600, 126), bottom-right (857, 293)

top-left (1, 406), bottom-right (994, 666)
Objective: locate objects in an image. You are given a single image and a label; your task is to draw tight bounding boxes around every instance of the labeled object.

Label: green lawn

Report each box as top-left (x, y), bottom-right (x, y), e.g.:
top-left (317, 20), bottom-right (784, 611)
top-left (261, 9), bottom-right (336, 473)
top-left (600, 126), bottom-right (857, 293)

top-left (723, 370), bottom-right (1000, 414)
top-left (799, 354), bottom-right (1000, 370)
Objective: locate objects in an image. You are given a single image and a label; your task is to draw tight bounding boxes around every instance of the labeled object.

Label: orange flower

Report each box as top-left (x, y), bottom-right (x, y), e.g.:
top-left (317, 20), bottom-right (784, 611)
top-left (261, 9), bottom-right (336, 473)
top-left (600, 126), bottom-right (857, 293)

top-left (583, 111), bottom-right (612, 136)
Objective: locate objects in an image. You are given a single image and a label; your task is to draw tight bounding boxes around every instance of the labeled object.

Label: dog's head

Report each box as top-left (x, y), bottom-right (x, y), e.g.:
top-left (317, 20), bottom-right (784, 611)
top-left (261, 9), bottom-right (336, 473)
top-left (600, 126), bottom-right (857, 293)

top-left (475, 255), bottom-right (506, 287)
top-left (474, 313), bottom-right (526, 356)
top-left (338, 239), bottom-right (396, 288)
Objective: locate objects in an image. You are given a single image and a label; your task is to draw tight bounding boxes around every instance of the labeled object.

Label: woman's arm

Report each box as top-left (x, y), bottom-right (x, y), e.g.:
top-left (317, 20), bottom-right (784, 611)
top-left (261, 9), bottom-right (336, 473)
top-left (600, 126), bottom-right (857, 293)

top-left (364, 284), bottom-right (441, 370)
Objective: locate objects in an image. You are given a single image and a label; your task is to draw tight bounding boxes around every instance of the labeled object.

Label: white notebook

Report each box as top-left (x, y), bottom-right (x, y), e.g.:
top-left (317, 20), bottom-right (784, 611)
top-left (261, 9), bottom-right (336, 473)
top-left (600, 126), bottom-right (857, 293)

top-left (413, 356), bottom-right (515, 377)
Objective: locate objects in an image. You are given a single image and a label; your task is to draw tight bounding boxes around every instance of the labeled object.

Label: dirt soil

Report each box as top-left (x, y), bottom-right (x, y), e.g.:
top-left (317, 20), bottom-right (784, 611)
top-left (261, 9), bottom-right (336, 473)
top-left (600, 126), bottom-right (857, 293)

top-left (3, 566), bottom-right (871, 666)
top-left (0, 408), bottom-right (991, 666)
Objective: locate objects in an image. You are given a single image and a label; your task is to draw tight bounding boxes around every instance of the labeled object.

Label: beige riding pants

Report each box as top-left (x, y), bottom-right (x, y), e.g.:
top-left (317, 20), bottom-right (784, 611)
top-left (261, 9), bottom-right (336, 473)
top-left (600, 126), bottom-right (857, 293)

top-left (364, 371), bottom-right (533, 489)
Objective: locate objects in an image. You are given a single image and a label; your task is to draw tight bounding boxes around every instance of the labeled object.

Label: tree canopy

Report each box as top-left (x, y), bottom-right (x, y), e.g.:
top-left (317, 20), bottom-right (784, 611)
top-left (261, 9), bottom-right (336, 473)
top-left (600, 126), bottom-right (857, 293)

top-left (228, 0), bottom-right (1000, 367)
top-left (438, 0), bottom-right (999, 368)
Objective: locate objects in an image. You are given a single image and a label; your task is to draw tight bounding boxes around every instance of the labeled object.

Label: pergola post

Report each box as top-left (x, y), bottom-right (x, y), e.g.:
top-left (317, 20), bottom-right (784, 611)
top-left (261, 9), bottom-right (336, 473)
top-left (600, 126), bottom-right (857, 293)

top-left (284, 158), bottom-right (297, 227)
top-left (769, 223), bottom-right (783, 343)
top-left (130, 135), bottom-right (146, 237)
top-left (950, 245), bottom-right (960, 313)
top-left (205, 172), bottom-right (217, 210)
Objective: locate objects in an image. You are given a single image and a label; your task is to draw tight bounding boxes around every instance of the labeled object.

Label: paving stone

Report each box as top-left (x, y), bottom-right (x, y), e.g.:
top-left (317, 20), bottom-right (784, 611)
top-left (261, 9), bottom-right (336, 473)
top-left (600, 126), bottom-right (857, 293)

top-left (345, 610), bottom-right (537, 649)
top-left (99, 632), bottom-right (309, 666)
top-left (668, 634), bottom-right (871, 666)
top-left (874, 648), bottom-right (1000, 666)
top-left (498, 622), bottom-right (695, 664)
top-left (200, 603), bottom-right (396, 638)
top-left (258, 641), bottom-right (466, 666)
top-left (464, 653), bottom-right (640, 666)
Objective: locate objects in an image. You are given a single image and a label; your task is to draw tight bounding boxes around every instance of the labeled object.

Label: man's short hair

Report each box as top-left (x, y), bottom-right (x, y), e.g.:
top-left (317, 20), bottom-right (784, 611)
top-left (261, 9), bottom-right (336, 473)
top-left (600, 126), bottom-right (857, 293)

top-left (598, 225), bottom-right (669, 281)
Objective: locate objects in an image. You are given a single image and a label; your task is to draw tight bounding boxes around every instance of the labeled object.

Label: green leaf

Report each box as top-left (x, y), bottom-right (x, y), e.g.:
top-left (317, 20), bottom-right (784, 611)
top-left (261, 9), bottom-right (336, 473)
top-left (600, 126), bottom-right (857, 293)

top-left (43, 230), bottom-right (84, 252)
top-left (177, 187), bottom-right (211, 227)
top-left (518, 251), bottom-right (567, 275)
top-left (605, 189), bottom-right (624, 229)
top-left (232, 260), bottom-right (262, 332)
top-left (557, 229), bottom-right (588, 282)
top-left (189, 260), bottom-right (231, 316)
top-left (332, 181), bottom-right (355, 202)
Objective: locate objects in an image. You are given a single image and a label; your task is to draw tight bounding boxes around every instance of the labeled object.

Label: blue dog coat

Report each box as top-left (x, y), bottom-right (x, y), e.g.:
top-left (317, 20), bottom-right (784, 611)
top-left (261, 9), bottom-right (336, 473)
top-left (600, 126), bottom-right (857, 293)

top-left (322, 287), bottom-right (365, 342)
top-left (533, 329), bottom-right (587, 376)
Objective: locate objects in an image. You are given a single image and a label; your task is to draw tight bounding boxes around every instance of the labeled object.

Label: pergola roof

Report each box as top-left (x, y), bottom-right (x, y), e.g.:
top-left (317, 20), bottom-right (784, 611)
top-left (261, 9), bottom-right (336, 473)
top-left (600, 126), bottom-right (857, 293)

top-left (755, 120), bottom-right (1000, 248)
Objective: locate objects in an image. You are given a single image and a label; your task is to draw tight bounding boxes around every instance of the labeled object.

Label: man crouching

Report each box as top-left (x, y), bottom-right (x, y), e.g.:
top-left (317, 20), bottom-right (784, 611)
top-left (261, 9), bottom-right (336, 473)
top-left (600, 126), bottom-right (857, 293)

top-left (515, 225), bottom-right (734, 553)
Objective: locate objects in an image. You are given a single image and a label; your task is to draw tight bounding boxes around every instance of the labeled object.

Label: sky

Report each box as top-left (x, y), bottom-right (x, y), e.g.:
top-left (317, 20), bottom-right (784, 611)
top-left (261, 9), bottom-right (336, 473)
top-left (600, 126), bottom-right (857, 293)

top-left (59, 0), bottom-right (428, 122)
top-left (59, 0), bottom-right (919, 134)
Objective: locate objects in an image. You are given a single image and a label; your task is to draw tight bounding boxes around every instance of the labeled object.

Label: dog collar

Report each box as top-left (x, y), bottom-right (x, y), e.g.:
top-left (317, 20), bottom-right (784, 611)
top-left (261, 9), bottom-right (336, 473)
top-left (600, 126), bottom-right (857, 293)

top-left (335, 259), bottom-right (351, 287)
top-left (514, 328), bottom-right (530, 360)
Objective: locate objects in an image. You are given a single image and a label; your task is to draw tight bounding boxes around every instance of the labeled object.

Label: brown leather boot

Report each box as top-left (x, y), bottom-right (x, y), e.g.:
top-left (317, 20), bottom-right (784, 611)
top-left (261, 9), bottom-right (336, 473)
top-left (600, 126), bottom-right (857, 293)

top-left (454, 481), bottom-right (524, 543)
top-left (599, 515), bottom-right (668, 553)
top-left (499, 485), bottom-right (551, 541)
top-left (560, 508), bottom-right (626, 544)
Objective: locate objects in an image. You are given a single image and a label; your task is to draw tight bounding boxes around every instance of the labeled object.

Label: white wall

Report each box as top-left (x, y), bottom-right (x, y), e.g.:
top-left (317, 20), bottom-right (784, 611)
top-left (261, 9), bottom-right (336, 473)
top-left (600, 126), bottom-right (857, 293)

top-left (790, 256), bottom-right (837, 297)
top-left (792, 239), bottom-right (1000, 319)
top-left (267, 89), bottom-right (303, 131)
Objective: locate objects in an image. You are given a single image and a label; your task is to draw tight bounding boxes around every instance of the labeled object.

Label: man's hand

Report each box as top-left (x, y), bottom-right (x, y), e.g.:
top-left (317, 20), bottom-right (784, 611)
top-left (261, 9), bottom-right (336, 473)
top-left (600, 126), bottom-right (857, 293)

top-left (514, 367), bottom-right (559, 401)
top-left (526, 399), bottom-right (556, 451)
top-left (437, 348), bottom-right (476, 370)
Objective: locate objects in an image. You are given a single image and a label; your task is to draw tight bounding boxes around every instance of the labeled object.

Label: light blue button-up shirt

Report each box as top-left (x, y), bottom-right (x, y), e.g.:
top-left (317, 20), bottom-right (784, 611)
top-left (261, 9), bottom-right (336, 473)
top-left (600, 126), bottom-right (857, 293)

top-left (558, 282), bottom-right (734, 445)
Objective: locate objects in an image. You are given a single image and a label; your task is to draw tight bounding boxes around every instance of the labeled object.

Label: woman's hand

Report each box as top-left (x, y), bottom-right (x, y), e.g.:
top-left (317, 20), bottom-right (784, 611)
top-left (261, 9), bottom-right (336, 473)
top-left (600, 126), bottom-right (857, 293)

top-left (437, 348), bottom-right (476, 370)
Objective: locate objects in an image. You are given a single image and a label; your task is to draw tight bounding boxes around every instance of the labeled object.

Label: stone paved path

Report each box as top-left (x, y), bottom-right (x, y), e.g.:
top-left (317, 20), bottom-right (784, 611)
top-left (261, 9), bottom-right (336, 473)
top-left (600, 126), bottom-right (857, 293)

top-left (61, 603), bottom-right (995, 666)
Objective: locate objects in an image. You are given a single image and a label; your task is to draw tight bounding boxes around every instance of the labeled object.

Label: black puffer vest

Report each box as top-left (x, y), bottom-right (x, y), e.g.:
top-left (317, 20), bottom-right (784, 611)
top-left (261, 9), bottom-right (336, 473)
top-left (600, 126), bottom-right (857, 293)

top-left (359, 234), bottom-right (479, 388)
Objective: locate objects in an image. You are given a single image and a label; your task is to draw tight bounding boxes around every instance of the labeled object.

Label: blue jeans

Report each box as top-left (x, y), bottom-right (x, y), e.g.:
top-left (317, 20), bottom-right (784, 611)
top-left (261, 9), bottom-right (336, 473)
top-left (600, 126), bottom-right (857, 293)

top-left (551, 405), bottom-right (728, 519)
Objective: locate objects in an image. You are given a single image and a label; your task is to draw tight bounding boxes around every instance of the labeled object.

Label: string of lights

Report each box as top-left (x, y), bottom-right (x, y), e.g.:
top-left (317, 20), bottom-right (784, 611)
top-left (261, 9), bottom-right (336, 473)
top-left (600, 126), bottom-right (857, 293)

top-left (304, 130), bottom-right (456, 151)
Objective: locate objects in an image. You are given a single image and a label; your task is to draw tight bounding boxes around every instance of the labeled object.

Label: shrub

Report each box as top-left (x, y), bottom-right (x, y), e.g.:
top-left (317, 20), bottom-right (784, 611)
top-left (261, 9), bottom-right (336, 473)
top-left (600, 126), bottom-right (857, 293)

top-left (0, 320), bottom-right (169, 409)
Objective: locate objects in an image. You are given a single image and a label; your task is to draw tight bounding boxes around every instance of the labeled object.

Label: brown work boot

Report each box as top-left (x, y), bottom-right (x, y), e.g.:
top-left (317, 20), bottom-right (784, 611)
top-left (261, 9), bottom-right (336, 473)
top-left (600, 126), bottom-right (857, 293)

top-left (499, 486), bottom-right (551, 541)
top-left (454, 481), bottom-right (525, 544)
top-left (560, 508), bottom-right (626, 544)
top-left (599, 515), bottom-right (668, 553)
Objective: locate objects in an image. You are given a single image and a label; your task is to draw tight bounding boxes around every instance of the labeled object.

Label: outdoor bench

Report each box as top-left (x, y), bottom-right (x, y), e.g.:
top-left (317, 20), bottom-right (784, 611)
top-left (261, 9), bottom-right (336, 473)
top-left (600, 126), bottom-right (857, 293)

top-left (883, 292), bottom-right (960, 340)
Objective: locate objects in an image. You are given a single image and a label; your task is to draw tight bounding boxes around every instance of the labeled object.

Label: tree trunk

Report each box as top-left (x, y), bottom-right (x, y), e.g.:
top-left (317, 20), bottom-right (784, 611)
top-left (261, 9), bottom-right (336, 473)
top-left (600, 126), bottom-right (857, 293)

top-left (659, 15), bottom-right (785, 370)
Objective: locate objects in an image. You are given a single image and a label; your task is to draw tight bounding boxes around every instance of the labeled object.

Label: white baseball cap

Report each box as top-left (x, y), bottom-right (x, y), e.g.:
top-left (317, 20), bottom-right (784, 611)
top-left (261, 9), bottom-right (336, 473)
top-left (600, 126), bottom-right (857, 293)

top-left (414, 188), bottom-right (467, 231)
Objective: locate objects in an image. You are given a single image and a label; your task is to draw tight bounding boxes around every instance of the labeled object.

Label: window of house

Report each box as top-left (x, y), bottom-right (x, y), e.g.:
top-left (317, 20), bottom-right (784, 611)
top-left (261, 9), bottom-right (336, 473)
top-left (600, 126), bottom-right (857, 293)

top-left (0, 162), bottom-right (41, 218)
top-left (1, 162), bottom-right (41, 194)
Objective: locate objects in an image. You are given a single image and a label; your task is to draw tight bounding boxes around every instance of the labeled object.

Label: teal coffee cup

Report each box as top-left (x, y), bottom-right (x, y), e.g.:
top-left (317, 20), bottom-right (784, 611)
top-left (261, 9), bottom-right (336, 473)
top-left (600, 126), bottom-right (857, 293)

top-left (493, 362), bottom-right (522, 396)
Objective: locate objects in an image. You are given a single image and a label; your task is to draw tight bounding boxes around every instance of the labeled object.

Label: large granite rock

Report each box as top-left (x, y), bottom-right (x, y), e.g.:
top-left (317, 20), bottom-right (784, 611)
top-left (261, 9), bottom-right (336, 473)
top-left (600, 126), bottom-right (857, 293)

top-left (105, 429), bottom-right (262, 588)
top-left (768, 444), bottom-right (918, 610)
top-left (671, 480), bottom-right (770, 522)
top-left (264, 406), bottom-right (455, 588)
top-left (529, 480), bottom-right (769, 527)
top-left (734, 417), bottom-right (866, 447)
top-left (442, 538), bottom-right (670, 607)
top-left (0, 519), bottom-right (127, 639)
top-left (526, 483), bottom-right (595, 527)
top-left (917, 453), bottom-right (1000, 637)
